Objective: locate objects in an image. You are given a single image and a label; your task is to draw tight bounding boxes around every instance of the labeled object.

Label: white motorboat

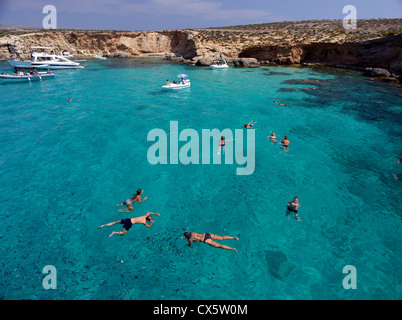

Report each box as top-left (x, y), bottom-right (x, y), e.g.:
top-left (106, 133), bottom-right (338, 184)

top-left (162, 79), bottom-right (191, 89)
top-left (7, 46), bottom-right (84, 69)
top-left (210, 61), bottom-right (228, 69)
top-left (0, 70), bottom-right (55, 81)
top-left (210, 53), bottom-right (228, 69)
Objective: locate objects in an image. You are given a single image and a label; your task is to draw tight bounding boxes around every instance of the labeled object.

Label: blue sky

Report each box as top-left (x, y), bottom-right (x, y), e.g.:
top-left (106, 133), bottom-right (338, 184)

top-left (0, 0), bottom-right (401, 30)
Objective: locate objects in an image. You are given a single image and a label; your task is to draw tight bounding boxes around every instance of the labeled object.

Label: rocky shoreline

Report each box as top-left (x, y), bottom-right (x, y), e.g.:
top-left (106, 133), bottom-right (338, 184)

top-left (1, 19), bottom-right (401, 83)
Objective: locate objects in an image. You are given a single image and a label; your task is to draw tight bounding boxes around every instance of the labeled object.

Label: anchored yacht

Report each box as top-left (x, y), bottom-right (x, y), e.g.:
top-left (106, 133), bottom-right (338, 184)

top-left (7, 47), bottom-right (84, 69)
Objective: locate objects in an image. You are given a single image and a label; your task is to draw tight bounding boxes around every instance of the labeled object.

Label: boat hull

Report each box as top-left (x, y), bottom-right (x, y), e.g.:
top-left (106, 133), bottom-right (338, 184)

top-left (0, 72), bottom-right (55, 80)
top-left (210, 64), bottom-right (229, 69)
top-left (162, 80), bottom-right (191, 89)
top-left (7, 59), bottom-right (83, 69)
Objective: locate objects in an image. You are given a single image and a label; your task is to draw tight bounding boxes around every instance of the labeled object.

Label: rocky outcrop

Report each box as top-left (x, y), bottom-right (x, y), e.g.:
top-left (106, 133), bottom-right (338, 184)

top-left (0, 22), bottom-right (401, 81)
top-left (238, 33), bottom-right (401, 80)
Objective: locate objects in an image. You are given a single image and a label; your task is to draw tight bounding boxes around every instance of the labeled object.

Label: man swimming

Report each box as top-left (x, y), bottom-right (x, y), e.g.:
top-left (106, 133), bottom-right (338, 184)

top-left (273, 101), bottom-right (286, 106)
top-left (286, 197), bottom-right (301, 221)
top-left (183, 231), bottom-right (238, 252)
top-left (115, 189), bottom-right (147, 212)
top-left (98, 212), bottom-right (160, 237)
top-left (280, 136), bottom-right (290, 150)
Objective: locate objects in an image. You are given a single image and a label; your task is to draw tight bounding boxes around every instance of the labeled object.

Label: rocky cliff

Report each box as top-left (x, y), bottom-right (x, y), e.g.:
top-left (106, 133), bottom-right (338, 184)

top-left (1, 19), bottom-right (401, 81)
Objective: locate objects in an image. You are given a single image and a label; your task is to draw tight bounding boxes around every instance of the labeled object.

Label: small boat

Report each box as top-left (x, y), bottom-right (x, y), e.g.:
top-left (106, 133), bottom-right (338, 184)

top-left (162, 79), bottom-right (191, 89)
top-left (210, 53), bottom-right (228, 69)
top-left (95, 56), bottom-right (107, 60)
top-left (210, 61), bottom-right (228, 69)
top-left (0, 70), bottom-right (55, 81)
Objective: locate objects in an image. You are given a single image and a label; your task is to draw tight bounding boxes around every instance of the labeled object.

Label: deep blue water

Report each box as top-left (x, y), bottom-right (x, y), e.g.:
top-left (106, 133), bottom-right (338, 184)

top-left (0, 58), bottom-right (401, 299)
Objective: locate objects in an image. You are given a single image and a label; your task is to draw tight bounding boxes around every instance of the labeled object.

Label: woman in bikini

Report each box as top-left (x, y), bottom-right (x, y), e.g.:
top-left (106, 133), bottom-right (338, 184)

top-left (267, 132), bottom-right (279, 143)
top-left (215, 136), bottom-right (235, 155)
top-left (244, 120), bottom-right (257, 129)
top-left (183, 231), bottom-right (238, 252)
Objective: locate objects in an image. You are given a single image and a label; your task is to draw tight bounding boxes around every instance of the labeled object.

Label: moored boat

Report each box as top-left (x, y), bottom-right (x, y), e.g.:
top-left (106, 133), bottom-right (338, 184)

top-left (7, 46), bottom-right (84, 70)
top-left (162, 79), bottom-right (191, 89)
top-left (0, 70), bottom-right (55, 81)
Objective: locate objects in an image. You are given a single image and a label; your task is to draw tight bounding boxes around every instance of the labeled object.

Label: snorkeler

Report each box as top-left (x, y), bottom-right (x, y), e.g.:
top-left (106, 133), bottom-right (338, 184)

top-left (280, 136), bottom-right (290, 150)
top-left (273, 101), bottom-right (286, 106)
top-left (267, 132), bottom-right (279, 143)
top-left (115, 189), bottom-right (147, 212)
top-left (98, 212), bottom-right (160, 237)
top-left (183, 231), bottom-right (238, 252)
top-left (244, 120), bottom-right (257, 128)
top-left (286, 197), bottom-right (301, 221)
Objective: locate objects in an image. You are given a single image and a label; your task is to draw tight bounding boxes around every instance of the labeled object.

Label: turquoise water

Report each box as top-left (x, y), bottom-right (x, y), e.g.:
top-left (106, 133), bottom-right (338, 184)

top-left (0, 58), bottom-right (401, 300)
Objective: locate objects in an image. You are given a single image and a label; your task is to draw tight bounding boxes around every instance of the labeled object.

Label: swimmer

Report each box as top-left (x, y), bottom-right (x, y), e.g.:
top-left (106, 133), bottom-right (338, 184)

top-left (115, 189), bottom-right (147, 212)
top-left (273, 101), bottom-right (286, 106)
top-left (183, 231), bottom-right (238, 252)
top-left (286, 197), bottom-right (301, 221)
top-left (244, 120), bottom-right (257, 129)
top-left (267, 132), bottom-right (279, 143)
top-left (280, 136), bottom-right (290, 150)
top-left (394, 158), bottom-right (402, 179)
top-left (215, 136), bottom-right (235, 155)
top-left (98, 212), bottom-right (160, 237)
top-left (68, 97), bottom-right (72, 102)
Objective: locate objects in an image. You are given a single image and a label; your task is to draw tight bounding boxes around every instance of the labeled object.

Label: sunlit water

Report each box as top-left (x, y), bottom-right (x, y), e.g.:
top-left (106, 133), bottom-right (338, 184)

top-left (0, 58), bottom-right (401, 299)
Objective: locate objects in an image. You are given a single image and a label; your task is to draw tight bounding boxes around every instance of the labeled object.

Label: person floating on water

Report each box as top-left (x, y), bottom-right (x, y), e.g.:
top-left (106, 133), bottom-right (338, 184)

top-left (286, 197), bottom-right (301, 221)
top-left (98, 212), bottom-right (160, 237)
top-left (115, 189), bottom-right (147, 212)
top-left (273, 101), bottom-right (286, 106)
top-left (267, 132), bottom-right (279, 143)
top-left (244, 120), bottom-right (257, 129)
top-left (68, 97), bottom-right (72, 102)
top-left (183, 231), bottom-right (238, 252)
top-left (280, 136), bottom-right (290, 150)
top-left (215, 136), bottom-right (235, 155)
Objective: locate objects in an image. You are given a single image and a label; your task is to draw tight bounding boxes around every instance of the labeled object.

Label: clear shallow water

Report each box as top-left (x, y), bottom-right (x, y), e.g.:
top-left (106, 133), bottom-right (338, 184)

top-left (0, 59), bottom-right (401, 300)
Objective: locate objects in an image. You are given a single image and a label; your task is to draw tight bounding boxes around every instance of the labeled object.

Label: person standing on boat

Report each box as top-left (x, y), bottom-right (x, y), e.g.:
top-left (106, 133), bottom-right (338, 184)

top-left (166, 79), bottom-right (170, 86)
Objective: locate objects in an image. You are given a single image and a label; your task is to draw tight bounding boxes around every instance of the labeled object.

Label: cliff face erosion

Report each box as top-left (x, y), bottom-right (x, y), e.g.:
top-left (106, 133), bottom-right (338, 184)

top-left (0, 19), bottom-right (401, 81)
